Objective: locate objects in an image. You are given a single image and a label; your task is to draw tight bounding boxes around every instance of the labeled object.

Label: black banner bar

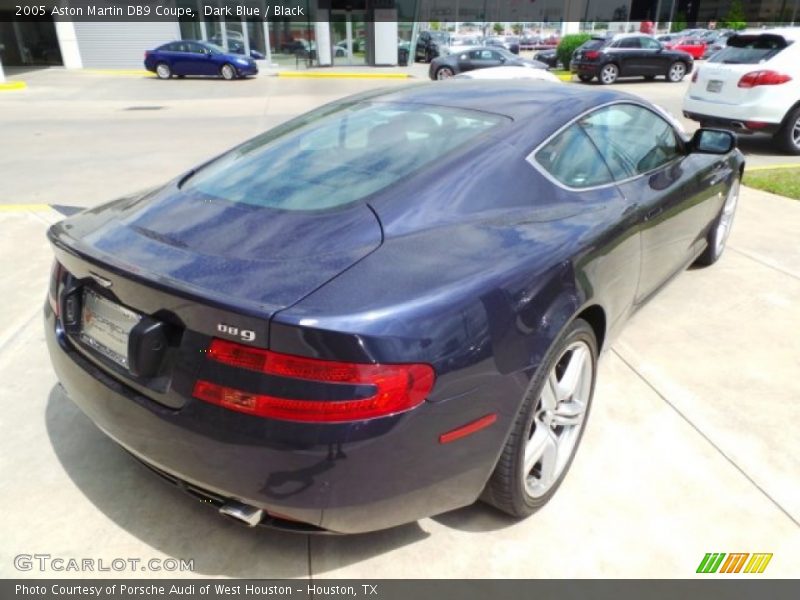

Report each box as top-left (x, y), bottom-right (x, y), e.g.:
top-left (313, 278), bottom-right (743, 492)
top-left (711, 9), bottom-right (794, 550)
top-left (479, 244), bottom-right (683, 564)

top-left (4, 580), bottom-right (800, 600)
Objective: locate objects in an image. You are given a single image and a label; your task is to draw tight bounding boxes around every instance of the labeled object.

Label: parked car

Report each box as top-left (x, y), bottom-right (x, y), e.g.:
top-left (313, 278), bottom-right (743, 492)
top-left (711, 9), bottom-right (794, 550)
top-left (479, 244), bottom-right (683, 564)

top-left (663, 37), bottom-right (707, 60)
top-left (45, 81), bottom-right (743, 534)
top-left (534, 47), bottom-right (559, 69)
top-left (486, 36), bottom-right (520, 54)
top-left (683, 28), bottom-right (800, 154)
top-left (571, 34), bottom-right (694, 84)
top-left (520, 35), bottom-right (539, 51)
top-left (280, 39), bottom-right (316, 56)
top-left (454, 66), bottom-right (560, 82)
top-left (701, 30), bottom-right (735, 59)
top-left (415, 30), bottom-right (450, 62)
top-left (430, 46), bottom-right (547, 80)
top-left (144, 40), bottom-right (258, 80)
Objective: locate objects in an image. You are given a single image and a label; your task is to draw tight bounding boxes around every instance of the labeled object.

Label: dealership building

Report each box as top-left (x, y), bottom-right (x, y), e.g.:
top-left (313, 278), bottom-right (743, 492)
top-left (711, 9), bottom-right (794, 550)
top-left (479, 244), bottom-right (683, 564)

top-left (0, 1), bottom-right (416, 74)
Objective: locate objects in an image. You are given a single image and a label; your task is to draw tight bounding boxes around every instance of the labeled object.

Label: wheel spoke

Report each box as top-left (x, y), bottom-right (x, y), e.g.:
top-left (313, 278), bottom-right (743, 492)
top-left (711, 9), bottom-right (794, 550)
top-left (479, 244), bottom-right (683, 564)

top-left (557, 346), bottom-right (588, 400)
top-left (536, 430), bottom-right (559, 487)
top-left (541, 372), bottom-right (559, 411)
top-left (524, 422), bottom-right (558, 477)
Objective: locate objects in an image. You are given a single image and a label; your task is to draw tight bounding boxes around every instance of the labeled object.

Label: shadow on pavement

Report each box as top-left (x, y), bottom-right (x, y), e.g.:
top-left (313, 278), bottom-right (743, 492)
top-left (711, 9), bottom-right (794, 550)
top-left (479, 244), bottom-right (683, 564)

top-left (45, 384), bottom-right (427, 577)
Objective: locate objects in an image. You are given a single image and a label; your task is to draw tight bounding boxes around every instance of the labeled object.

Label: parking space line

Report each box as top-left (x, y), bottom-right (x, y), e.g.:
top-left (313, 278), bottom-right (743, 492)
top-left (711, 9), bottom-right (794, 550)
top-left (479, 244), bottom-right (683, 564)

top-left (611, 348), bottom-right (800, 528)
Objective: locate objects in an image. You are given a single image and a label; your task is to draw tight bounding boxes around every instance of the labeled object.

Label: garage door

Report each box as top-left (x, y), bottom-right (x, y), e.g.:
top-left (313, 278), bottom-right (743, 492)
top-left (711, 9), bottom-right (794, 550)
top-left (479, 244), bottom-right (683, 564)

top-left (74, 21), bottom-right (180, 69)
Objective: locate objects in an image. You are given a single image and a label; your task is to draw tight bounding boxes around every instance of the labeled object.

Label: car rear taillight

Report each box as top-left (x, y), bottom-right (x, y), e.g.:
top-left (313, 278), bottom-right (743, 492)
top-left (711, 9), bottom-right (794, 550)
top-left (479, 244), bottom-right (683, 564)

top-left (194, 339), bottom-right (436, 422)
top-left (691, 68), bottom-right (699, 83)
top-left (738, 70), bottom-right (792, 88)
top-left (48, 259), bottom-right (61, 316)
top-left (584, 50), bottom-right (600, 60)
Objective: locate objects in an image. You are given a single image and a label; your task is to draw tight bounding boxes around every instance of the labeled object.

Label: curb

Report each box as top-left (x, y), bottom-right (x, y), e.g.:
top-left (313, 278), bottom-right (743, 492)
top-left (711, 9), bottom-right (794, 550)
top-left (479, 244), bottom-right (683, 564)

top-left (0, 81), bottom-right (27, 91)
top-left (744, 163), bottom-right (800, 172)
top-left (277, 71), bottom-right (413, 79)
top-left (83, 69), bottom-right (155, 77)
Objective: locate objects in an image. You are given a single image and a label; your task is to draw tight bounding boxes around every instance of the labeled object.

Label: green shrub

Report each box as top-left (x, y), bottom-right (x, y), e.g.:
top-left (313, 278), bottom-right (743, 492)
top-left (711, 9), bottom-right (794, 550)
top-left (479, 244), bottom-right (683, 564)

top-left (557, 33), bottom-right (592, 70)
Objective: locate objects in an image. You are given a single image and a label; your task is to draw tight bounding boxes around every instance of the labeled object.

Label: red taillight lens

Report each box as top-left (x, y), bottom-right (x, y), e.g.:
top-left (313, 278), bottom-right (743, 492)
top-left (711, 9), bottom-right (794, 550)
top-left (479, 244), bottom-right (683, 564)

top-left (48, 259), bottom-right (61, 316)
top-left (584, 50), bottom-right (600, 60)
top-left (195, 339), bottom-right (436, 422)
top-left (692, 68), bottom-right (699, 83)
top-left (738, 70), bottom-right (792, 88)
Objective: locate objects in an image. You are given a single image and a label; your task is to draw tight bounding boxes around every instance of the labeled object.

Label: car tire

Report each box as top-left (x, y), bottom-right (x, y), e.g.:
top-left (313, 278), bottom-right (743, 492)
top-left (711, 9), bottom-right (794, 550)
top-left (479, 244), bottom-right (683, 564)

top-left (776, 106), bottom-right (800, 155)
top-left (598, 63), bottom-right (618, 85)
top-left (578, 74), bottom-right (593, 83)
top-left (482, 318), bottom-right (597, 518)
top-left (695, 175), bottom-right (740, 267)
top-left (667, 61), bottom-right (688, 82)
top-left (220, 64), bottom-right (237, 80)
top-left (435, 66), bottom-right (455, 80)
top-left (155, 62), bottom-right (172, 80)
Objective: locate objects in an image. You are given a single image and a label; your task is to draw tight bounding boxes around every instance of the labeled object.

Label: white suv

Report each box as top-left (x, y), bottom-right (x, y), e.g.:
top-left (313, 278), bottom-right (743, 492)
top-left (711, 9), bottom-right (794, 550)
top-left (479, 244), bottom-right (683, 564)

top-left (683, 28), bottom-right (800, 154)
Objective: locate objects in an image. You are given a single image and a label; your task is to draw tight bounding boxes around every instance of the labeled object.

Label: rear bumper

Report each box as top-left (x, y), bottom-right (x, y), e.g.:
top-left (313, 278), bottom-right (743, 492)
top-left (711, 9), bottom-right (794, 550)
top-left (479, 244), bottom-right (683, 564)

top-left (682, 94), bottom-right (787, 131)
top-left (45, 306), bottom-right (506, 533)
top-left (570, 61), bottom-right (600, 76)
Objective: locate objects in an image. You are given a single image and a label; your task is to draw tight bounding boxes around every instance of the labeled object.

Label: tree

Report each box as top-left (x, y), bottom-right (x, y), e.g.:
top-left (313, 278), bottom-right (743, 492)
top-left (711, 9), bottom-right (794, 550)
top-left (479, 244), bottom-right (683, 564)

top-left (512, 23), bottom-right (523, 35)
top-left (493, 22), bottom-right (504, 35)
top-left (670, 12), bottom-right (687, 33)
top-left (429, 20), bottom-right (441, 31)
top-left (557, 33), bottom-right (592, 71)
top-left (721, 0), bottom-right (747, 30)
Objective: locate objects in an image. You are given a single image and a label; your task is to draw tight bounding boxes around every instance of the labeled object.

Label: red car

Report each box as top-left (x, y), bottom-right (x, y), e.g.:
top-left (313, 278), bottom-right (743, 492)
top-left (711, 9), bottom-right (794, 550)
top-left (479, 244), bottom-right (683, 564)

top-left (664, 37), bottom-right (707, 59)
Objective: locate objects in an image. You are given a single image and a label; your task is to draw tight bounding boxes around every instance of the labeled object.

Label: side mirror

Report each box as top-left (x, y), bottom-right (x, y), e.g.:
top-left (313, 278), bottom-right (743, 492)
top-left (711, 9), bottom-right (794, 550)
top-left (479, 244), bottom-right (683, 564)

top-left (690, 128), bottom-right (736, 154)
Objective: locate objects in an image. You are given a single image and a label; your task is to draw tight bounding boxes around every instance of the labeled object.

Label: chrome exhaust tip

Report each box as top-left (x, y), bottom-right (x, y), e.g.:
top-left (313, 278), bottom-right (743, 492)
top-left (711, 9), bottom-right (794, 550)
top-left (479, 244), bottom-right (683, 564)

top-left (219, 501), bottom-right (265, 527)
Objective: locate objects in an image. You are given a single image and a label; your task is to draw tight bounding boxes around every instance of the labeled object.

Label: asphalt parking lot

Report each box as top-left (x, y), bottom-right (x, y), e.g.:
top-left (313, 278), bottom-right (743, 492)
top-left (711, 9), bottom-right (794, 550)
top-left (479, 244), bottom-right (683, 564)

top-left (1, 67), bottom-right (798, 578)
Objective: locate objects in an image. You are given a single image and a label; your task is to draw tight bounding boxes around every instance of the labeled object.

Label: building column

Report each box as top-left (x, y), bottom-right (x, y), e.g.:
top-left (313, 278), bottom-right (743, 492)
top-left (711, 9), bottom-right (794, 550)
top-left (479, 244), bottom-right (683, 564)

top-left (315, 13), bottom-right (332, 66)
top-left (54, 19), bottom-right (82, 69)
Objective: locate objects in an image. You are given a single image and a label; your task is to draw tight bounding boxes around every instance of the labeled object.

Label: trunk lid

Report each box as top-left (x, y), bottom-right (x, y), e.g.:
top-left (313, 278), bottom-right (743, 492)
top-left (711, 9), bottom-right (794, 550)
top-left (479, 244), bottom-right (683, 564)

top-left (50, 184), bottom-right (383, 319)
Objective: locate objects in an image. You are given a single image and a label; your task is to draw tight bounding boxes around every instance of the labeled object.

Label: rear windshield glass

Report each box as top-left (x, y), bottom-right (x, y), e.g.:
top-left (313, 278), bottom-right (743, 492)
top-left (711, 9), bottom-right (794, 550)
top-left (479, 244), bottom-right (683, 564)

top-left (709, 34), bottom-right (791, 64)
top-left (582, 39), bottom-right (607, 50)
top-left (182, 102), bottom-right (507, 211)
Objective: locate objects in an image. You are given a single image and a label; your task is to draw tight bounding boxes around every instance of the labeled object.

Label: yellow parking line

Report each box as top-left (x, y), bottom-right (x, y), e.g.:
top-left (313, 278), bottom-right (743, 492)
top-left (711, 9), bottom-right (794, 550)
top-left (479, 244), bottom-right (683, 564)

top-left (83, 69), bottom-right (155, 77)
top-left (0, 204), bottom-right (51, 212)
top-left (745, 163), bottom-right (800, 172)
top-left (277, 71), bottom-right (412, 79)
top-left (0, 81), bottom-right (27, 91)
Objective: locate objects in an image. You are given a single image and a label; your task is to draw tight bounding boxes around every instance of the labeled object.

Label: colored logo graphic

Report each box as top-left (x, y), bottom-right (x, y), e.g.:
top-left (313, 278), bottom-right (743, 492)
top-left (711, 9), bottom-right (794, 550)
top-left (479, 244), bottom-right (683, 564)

top-left (697, 553), bottom-right (773, 574)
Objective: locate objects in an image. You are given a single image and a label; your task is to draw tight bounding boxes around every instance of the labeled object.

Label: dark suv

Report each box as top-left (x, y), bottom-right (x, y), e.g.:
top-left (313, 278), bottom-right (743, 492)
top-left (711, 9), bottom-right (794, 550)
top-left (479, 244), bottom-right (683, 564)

top-left (415, 30), bottom-right (450, 62)
top-left (571, 34), bottom-right (693, 85)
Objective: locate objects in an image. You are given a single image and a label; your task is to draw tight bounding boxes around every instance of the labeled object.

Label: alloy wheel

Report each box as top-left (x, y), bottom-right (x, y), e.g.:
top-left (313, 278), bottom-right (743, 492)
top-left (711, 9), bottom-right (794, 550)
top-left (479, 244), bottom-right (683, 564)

top-left (221, 65), bottom-right (235, 80)
top-left (792, 117), bottom-right (800, 151)
top-left (600, 64), bottom-right (618, 85)
top-left (156, 64), bottom-right (171, 79)
top-left (714, 178), bottom-right (740, 256)
top-left (669, 62), bottom-right (686, 82)
top-left (523, 341), bottom-right (592, 498)
top-left (436, 68), bottom-right (454, 80)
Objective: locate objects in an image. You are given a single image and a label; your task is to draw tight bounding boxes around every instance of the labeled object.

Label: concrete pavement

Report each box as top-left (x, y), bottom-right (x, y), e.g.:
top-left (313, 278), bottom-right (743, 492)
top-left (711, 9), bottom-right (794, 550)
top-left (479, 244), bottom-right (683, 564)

top-left (0, 185), bottom-right (797, 578)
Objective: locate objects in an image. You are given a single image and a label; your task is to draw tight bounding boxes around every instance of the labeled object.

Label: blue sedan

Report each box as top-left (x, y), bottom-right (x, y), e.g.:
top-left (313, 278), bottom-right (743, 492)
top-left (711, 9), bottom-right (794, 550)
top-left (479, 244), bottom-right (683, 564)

top-left (144, 40), bottom-right (258, 80)
top-left (45, 82), bottom-right (742, 533)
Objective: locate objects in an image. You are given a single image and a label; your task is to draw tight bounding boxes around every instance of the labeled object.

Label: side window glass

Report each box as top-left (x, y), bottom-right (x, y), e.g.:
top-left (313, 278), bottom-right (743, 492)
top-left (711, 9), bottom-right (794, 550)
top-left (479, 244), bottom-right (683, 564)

top-left (641, 37), bottom-right (661, 50)
top-left (534, 124), bottom-right (614, 188)
top-left (579, 104), bottom-right (681, 180)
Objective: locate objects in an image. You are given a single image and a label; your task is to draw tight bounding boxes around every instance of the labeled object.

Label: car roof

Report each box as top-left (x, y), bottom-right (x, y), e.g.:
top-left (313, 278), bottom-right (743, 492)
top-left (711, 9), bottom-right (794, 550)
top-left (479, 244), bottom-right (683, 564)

top-left (737, 27), bottom-right (800, 41)
top-left (367, 80), bottom-right (640, 122)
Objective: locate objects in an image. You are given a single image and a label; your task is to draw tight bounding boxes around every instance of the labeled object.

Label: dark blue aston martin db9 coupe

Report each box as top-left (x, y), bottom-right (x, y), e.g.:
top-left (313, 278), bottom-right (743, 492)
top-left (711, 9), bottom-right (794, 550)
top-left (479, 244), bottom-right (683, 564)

top-left (45, 82), bottom-right (742, 533)
top-left (144, 40), bottom-right (258, 80)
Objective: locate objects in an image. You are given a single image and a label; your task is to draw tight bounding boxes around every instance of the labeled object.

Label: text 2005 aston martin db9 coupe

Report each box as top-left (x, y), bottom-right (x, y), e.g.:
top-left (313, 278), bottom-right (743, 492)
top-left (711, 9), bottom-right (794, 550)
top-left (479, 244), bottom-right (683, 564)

top-left (45, 82), bottom-right (743, 534)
